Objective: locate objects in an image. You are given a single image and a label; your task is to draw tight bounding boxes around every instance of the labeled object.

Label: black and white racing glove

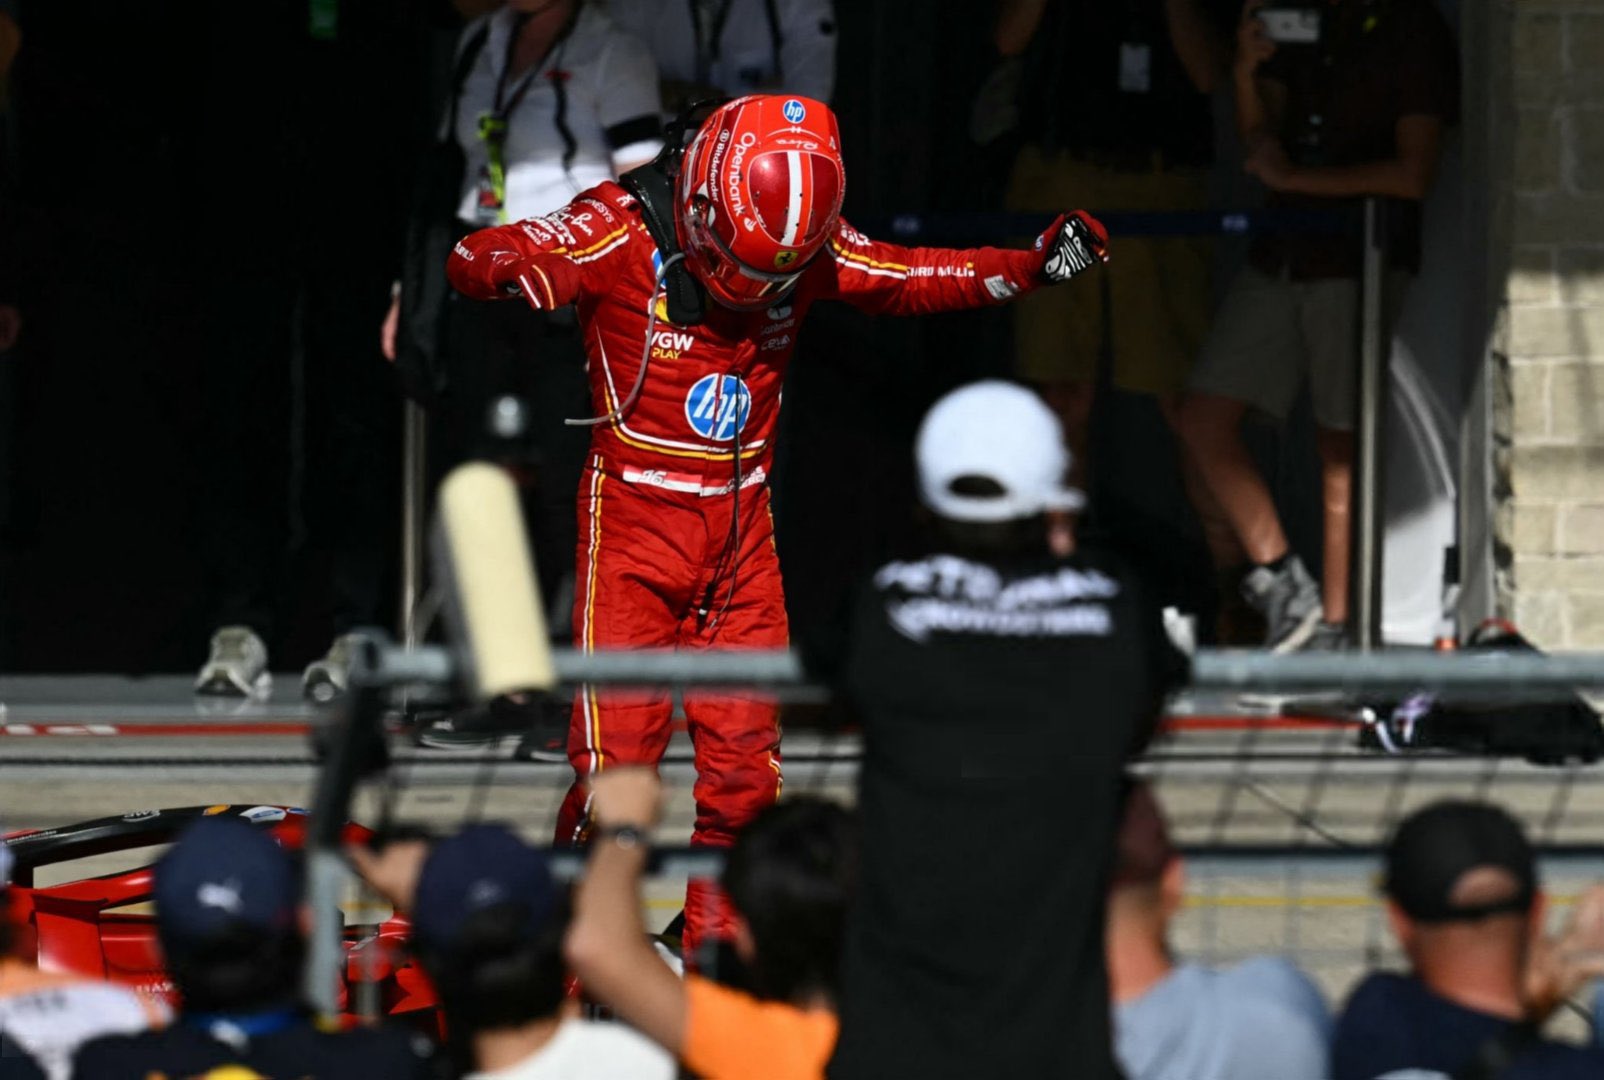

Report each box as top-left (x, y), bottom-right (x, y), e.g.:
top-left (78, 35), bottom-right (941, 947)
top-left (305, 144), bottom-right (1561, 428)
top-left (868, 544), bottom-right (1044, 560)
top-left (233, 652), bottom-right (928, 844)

top-left (1036, 210), bottom-right (1110, 283)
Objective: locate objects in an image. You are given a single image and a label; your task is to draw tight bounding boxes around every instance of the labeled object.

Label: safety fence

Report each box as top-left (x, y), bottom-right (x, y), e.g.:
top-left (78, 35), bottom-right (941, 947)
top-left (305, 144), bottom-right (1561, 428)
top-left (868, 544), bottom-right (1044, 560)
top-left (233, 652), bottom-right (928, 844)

top-left (279, 640), bottom-right (1604, 1013)
top-left (6, 644), bottom-right (1604, 1032)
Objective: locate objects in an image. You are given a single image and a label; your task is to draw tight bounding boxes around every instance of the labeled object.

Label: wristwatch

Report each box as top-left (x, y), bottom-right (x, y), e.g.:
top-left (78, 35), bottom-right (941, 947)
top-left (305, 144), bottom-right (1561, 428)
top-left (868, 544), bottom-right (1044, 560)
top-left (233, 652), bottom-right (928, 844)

top-left (594, 823), bottom-right (650, 851)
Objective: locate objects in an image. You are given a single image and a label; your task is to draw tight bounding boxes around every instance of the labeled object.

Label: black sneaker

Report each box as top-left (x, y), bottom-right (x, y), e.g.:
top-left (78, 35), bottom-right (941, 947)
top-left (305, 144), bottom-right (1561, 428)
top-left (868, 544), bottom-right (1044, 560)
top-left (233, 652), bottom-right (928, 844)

top-left (413, 715), bottom-right (505, 751)
top-left (510, 694), bottom-right (569, 762)
top-left (1241, 555), bottom-right (1321, 653)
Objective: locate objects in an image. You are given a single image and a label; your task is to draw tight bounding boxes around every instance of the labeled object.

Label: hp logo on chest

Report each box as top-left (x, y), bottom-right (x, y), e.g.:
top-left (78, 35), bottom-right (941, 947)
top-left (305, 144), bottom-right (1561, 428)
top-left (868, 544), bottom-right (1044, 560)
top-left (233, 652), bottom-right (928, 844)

top-left (685, 374), bottom-right (752, 442)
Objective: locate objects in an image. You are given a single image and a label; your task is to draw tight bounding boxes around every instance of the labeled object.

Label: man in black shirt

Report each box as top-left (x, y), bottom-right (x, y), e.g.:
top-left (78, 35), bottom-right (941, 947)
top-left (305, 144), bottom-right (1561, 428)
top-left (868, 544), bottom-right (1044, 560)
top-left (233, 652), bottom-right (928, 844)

top-left (1176, 0), bottom-right (1458, 651)
top-left (74, 817), bottom-right (433, 1080)
top-left (829, 381), bottom-right (1184, 1080)
top-left (1332, 801), bottom-right (1604, 1079)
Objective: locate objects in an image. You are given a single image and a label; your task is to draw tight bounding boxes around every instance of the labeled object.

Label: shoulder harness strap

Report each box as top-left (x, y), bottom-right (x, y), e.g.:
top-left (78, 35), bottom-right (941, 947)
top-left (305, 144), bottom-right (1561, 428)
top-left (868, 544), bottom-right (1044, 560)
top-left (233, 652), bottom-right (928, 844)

top-left (618, 109), bottom-right (717, 326)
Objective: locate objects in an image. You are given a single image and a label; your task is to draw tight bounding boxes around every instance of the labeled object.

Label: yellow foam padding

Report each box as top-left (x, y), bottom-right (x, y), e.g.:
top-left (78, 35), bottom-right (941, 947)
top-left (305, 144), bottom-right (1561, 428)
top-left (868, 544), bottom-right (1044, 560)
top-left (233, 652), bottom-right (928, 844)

top-left (437, 462), bottom-right (556, 699)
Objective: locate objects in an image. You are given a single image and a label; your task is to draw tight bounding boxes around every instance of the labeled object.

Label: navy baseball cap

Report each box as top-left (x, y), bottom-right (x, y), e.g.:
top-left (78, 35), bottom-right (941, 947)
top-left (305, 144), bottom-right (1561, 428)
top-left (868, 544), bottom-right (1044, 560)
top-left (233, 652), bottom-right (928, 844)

top-left (412, 825), bottom-right (560, 955)
top-left (155, 817), bottom-right (299, 946)
top-left (1383, 801), bottom-right (1538, 923)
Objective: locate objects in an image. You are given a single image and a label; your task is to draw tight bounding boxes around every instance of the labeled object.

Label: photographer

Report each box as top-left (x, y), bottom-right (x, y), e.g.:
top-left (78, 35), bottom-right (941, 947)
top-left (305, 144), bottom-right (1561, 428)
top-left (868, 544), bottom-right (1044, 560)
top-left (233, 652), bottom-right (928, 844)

top-left (1175, 0), bottom-right (1457, 651)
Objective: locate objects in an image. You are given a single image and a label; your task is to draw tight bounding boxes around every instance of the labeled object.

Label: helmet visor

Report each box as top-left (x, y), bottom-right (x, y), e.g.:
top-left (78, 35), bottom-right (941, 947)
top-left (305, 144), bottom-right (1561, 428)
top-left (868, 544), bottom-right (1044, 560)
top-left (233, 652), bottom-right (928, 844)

top-left (687, 208), bottom-right (809, 309)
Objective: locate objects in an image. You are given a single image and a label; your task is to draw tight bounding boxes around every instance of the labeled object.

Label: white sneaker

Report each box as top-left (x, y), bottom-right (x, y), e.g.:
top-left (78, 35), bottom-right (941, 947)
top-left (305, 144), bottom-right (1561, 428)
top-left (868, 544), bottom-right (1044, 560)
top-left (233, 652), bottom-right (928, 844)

top-left (302, 632), bottom-right (366, 704)
top-left (195, 626), bottom-right (271, 698)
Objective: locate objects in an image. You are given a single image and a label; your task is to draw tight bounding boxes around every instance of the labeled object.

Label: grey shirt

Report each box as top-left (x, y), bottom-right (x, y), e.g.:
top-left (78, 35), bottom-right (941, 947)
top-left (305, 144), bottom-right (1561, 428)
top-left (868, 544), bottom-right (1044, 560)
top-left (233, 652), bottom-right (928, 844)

top-left (1116, 957), bottom-right (1332, 1080)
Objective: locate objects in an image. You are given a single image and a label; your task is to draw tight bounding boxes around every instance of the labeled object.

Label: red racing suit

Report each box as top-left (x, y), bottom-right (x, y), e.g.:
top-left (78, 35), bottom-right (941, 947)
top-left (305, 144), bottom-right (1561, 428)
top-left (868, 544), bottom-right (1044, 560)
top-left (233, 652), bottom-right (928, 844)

top-left (448, 181), bottom-right (1055, 947)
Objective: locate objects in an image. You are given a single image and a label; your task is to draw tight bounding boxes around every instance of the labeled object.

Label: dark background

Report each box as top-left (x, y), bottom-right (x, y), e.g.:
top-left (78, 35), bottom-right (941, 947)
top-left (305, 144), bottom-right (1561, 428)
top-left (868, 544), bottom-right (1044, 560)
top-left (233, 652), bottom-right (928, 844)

top-left (0, 0), bottom-right (1258, 673)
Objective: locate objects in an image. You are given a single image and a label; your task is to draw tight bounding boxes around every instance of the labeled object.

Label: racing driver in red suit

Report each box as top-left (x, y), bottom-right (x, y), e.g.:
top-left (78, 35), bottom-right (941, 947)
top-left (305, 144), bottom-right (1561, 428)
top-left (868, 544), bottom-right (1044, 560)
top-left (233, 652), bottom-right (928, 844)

top-left (447, 94), bottom-right (1108, 954)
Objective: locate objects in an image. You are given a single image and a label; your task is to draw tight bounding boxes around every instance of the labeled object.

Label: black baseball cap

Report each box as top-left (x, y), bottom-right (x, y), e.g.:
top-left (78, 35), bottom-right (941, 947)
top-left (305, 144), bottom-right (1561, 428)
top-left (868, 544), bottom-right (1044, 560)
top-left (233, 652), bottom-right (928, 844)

top-left (1382, 801), bottom-right (1538, 923)
top-left (411, 825), bottom-right (560, 955)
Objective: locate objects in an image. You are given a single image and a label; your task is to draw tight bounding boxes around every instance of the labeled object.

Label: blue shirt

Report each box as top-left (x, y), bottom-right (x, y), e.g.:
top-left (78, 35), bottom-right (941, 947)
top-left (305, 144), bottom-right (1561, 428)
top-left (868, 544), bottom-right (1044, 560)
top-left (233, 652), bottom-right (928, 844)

top-left (1115, 957), bottom-right (1332, 1080)
top-left (1333, 972), bottom-right (1604, 1080)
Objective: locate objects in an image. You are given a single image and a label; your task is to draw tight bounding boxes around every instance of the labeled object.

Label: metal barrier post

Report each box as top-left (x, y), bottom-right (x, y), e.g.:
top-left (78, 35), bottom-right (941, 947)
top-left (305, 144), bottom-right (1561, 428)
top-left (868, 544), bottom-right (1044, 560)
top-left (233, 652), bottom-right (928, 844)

top-left (1352, 198), bottom-right (1387, 651)
top-left (400, 401), bottom-right (428, 648)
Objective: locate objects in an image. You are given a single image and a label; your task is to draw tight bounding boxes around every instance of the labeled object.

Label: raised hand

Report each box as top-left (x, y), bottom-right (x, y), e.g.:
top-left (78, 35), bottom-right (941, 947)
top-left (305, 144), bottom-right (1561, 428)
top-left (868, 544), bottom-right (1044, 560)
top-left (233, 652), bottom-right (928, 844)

top-left (1039, 211), bottom-right (1110, 283)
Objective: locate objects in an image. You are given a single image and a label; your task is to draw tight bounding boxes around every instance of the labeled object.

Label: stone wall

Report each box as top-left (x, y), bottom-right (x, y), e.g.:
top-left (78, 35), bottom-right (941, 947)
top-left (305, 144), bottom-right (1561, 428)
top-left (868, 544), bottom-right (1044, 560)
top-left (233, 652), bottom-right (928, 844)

top-left (1495, 0), bottom-right (1604, 648)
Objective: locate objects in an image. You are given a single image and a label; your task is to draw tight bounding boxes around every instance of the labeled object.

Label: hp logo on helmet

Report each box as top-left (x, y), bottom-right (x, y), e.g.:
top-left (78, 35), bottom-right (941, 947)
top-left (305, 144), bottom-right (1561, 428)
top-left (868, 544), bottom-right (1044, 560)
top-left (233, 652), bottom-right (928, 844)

top-left (685, 374), bottom-right (752, 442)
top-left (782, 99), bottom-right (807, 124)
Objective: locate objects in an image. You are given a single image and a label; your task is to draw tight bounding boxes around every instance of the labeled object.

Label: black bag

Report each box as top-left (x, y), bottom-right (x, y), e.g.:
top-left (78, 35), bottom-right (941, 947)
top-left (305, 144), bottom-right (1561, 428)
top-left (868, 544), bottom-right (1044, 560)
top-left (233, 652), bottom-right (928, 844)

top-left (395, 24), bottom-right (490, 407)
top-left (1359, 625), bottom-right (1604, 765)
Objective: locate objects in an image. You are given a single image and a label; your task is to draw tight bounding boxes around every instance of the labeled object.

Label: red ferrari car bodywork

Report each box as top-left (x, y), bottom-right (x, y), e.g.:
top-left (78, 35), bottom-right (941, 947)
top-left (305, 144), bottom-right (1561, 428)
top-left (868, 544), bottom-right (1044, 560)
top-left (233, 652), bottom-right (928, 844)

top-left (2, 805), bottom-right (439, 1025)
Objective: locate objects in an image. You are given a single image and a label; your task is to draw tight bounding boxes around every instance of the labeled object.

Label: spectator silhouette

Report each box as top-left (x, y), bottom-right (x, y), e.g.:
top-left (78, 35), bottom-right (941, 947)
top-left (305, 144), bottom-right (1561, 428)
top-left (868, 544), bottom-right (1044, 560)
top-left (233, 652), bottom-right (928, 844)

top-left (352, 824), bottom-right (673, 1079)
top-left (192, 1), bottom-right (428, 703)
top-left (0, 833), bottom-right (164, 1080)
top-left (1107, 779), bottom-right (1330, 1080)
top-left (1175, 0), bottom-right (1458, 651)
top-left (828, 381), bottom-right (1185, 1080)
top-left (0, 1034), bottom-right (43, 1080)
top-left (73, 818), bottom-right (432, 1079)
top-left (1332, 800), bottom-right (1604, 1079)
top-left (564, 769), bottom-right (855, 1080)
top-left (999, 0), bottom-right (1234, 475)
top-left (609, 0), bottom-right (836, 112)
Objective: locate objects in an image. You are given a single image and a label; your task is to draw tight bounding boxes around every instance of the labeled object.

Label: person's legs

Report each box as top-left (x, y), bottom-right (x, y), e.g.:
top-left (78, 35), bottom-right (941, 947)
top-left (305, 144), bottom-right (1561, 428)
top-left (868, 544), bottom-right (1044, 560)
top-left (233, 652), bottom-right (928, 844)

top-left (1175, 393), bottom-right (1289, 566)
top-left (199, 273), bottom-right (295, 637)
top-left (553, 462), bottom-right (688, 844)
top-left (678, 491), bottom-right (787, 954)
top-left (1161, 398), bottom-right (1246, 571)
top-left (1316, 426), bottom-right (1354, 624)
top-left (1121, 169), bottom-right (1241, 577)
top-left (517, 310), bottom-right (590, 638)
top-left (1301, 274), bottom-right (1410, 633)
top-left (302, 261), bottom-right (399, 638)
top-left (1108, 168), bottom-right (1213, 402)
top-left (194, 268), bottom-right (296, 694)
top-left (1180, 267), bottom-right (1319, 650)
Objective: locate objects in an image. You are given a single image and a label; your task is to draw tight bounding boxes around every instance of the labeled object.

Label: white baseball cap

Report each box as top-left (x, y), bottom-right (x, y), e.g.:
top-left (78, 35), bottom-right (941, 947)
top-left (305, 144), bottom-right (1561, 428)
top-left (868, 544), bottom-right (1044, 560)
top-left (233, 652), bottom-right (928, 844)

top-left (916, 380), bottom-right (1084, 523)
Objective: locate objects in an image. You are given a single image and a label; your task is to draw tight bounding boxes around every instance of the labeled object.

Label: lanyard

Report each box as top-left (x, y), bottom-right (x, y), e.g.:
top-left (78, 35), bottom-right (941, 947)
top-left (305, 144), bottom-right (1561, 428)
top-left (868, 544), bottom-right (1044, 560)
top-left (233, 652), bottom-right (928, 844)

top-left (477, 13), bottom-right (574, 223)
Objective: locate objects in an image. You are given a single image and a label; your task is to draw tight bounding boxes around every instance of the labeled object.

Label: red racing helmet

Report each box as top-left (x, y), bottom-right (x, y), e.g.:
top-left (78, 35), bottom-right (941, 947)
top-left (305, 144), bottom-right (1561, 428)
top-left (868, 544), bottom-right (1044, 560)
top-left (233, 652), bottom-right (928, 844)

top-left (676, 95), bottom-right (845, 310)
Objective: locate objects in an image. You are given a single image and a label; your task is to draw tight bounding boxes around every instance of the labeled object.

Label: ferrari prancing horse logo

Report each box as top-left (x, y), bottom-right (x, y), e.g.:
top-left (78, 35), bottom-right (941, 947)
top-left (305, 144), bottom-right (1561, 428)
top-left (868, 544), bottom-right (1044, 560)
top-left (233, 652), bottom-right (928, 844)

top-left (775, 251), bottom-right (798, 270)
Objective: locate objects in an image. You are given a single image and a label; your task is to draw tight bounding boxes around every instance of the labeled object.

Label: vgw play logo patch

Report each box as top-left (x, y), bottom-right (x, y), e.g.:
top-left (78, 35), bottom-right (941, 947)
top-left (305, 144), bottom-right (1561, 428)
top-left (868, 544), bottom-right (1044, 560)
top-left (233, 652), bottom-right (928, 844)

top-left (684, 374), bottom-right (751, 442)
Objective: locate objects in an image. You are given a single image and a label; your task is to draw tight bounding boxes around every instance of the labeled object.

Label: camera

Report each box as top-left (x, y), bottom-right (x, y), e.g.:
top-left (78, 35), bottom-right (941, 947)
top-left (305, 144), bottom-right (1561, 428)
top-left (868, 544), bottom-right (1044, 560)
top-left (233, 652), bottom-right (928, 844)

top-left (1256, 6), bottom-right (1322, 45)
